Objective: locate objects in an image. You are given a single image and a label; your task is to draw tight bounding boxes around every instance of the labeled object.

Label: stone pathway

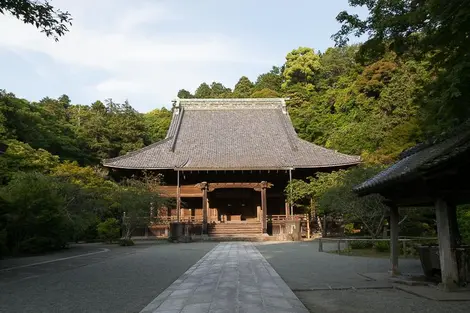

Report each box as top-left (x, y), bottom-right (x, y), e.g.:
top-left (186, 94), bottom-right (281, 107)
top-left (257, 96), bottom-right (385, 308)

top-left (139, 242), bottom-right (309, 313)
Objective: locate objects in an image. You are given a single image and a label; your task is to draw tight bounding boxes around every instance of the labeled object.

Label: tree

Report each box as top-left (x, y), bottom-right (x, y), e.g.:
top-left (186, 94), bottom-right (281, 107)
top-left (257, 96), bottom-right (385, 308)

top-left (194, 83), bottom-right (212, 98)
top-left (209, 82), bottom-right (232, 98)
top-left (0, 0), bottom-right (72, 41)
top-left (177, 89), bottom-right (194, 99)
top-left (0, 140), bottom-right (59, 183)
top-left (233, 76), bottom-right (254, 98)
top-left (282, 47), bottom-right (321, 88)
top-left (254, 66), bottom-right (283, 92)
top-left (318, 167), bottom-right (388, 238)
top-left (333, 0), bottom-right (470, 134)
top-left (118, 176), bottom-right (165, 240)
top-left (251, 88), bottom-right (280, 98)
top-left (143, 108), bottom-right (172, 143)
top-left (0, 172), bottom-right (73, 253)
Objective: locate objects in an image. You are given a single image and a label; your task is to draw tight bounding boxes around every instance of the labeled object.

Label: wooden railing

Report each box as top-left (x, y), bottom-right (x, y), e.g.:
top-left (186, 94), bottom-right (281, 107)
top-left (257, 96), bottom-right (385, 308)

top-left (152, 214), bottom-right (308, 223)
top-left (268, 214), bottom-right (308, 221)
top-left (153, 216), bottom-right (217, 223)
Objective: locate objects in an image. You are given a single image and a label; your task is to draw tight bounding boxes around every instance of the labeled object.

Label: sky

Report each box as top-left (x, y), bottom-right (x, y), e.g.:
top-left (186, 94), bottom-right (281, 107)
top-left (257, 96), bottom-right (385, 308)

top-left (0, 0), bottom-right (367, 112)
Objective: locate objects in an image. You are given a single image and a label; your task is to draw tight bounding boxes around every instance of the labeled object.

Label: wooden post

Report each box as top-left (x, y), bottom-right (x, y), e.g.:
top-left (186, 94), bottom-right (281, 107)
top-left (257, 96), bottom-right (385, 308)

top-left (176, 171), bottom-right (181, 222)
top-left (319, 238), bottom-right (323, 252)
top-left (390, 204), bottom-right (400, 276)
top-left (435, 198), bottom-right (459, 290)
top-left (201, 182), bottom-right (208, 235)
top-left (306, 214), bottom-right (310, 239)
top-left (261, 181), bottom-right (268, 234)
top-left (285, 201), bottom-right (290, 217)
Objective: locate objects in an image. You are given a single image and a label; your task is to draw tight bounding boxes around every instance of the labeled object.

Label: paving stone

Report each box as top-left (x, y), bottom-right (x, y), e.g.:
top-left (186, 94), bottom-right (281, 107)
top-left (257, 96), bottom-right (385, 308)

top-left (158, 298), bottom-right (187, 311)
top-left (170, 289), bottom-right (194, 297)
top-left (186, 294), bottom-right (213, 305)
top-left (181, 303), bottom-right (211, 313)
top-left (140, 242), bottom-right (309, 313)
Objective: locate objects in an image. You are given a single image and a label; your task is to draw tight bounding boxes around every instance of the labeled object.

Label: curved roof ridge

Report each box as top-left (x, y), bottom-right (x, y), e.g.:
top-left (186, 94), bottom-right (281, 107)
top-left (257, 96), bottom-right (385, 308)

top-left (276, 109), bottom-right (298, 152)
top-left (169, 107), bottom-right (185, 152)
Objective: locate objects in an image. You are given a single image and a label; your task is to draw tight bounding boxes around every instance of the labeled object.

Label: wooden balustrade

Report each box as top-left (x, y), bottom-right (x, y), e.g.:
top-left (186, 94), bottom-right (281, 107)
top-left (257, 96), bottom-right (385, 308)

top-left (269, 214), bottom-right (308, 221)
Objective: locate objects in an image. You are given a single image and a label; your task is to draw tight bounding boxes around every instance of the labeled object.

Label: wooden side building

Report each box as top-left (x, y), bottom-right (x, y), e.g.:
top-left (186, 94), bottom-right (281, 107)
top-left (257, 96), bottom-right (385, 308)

top-left (103, 98), bottom-right (360, 238)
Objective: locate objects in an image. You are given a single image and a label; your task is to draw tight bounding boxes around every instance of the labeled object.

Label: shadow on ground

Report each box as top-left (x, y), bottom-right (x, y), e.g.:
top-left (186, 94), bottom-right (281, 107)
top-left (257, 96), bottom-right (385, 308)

top-left (256, 241), bottom-right (469, 313)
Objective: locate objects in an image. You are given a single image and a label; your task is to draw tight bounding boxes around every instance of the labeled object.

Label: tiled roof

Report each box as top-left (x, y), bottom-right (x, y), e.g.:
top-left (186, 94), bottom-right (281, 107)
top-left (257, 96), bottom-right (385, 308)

top-left (353, 120), bottom-right (470, 195)
top-left (103, 98), bottom-right (361, 170)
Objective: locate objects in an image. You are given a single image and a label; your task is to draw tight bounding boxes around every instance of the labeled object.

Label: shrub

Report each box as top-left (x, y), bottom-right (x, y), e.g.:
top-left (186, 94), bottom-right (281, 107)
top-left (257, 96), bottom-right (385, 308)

top-left (458, 205), bottom-right (470, 244)
top-left (0, 172), bottom-right (72, 255)
top-left (374, 241), bottom-right (390, 252)
top-left (344, 223), bottom-right (355, 235)
top-left (350, 240), bottom-right (374, 249)
top-left (97, 218), bottom-right (120, 243)
top-left (118, 239), bottom-right (135, 246)
top-left (18, 236), bottom-right (68, 254)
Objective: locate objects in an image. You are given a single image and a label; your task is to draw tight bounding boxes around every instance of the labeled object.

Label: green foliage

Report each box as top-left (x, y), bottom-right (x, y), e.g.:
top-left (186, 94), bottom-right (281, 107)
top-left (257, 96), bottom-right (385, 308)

top-left (0, 140), bottom-right (59, 183)
top-left (143, 108), bottom-right (172, 143)
top-left (118, 176), bottom-right (166, 240)
top-left (282, 47), bottom-right (321, 89)
top-left (319, 167), bottom-right (388, 238)
top-left (251, 88), bottom-right (280, 98)
top-left (374, 241), bottom-right (390, 252)
top-left (177, 89), bottom-right (194, 99)
top-left (0, 0), bottom-right (72, 41)
top-left (333, 0), bottom-right (470, 134)
top-left (97, 218), bottom-right (120, 243)
top-left (344, 223), bottom-right (355, 235)
top-left (0, 172), bottom-right (72, 253)
top-left (350, 240), bottom-right (374, 249)
top-left (457, 205), bottom-right (470, 245)
top-left (233, 76), bottom-right (254, 98)
top-left (193, 82), bottom-right (232, 98)
top-left (254, 66), bottom-right (283, 92)
top-left (194, 83), bottom-right (212, 98)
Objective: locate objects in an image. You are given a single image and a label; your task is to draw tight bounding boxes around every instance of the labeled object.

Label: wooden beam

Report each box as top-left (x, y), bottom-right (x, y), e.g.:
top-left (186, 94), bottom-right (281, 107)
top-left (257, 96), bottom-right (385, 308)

top-left (201, 182), bottom-right (273, 192)
top-left (201, 182), bottom-right (208, 235)
top-left (261, 181), bottom-right (268, 234)
top-left (435, 198), bottom-right (459, 290)
top-left (389, 204), bottom-right (400, 276)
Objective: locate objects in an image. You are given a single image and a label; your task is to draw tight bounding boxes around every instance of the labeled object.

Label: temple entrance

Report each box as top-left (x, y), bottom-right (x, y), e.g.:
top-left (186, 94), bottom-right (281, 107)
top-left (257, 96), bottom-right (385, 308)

top-left (209, 188), bottom-right (260, 222)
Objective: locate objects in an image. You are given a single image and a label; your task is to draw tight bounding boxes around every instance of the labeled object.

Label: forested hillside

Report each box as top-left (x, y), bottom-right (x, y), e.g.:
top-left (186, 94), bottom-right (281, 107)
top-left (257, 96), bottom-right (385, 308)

top-left (0, 93), bottom-right (171, 183)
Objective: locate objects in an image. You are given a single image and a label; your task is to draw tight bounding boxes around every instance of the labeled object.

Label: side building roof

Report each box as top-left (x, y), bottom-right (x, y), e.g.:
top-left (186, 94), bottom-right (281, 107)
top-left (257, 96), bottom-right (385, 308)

top-left (103, 98), bottom-right (361, 170)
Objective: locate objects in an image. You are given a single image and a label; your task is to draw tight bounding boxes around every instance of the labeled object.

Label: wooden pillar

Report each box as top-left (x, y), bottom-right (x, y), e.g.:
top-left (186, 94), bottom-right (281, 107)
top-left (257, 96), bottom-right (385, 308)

top-left (261, 181), bottom-right (268, 234)
top-left (435, 198), bottom-right (459, 290)
top-left (201, 182), bottom-right (208, 235)
top-left (389, 204), bottom-right (400, 276)
top-left (176, 171), bottom-right (181, 222)
top-left (306, 214), bottom-right (311, 239)
top-left (285, 201), bottom-right (289, 217)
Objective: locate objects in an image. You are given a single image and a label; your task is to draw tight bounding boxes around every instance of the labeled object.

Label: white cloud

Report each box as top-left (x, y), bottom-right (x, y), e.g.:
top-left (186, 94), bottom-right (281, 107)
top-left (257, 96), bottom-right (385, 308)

top-left (0, 0), bottom-right (275, 111)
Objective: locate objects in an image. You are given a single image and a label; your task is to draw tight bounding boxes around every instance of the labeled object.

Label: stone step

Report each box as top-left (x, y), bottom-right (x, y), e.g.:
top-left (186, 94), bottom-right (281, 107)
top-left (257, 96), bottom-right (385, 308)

top-left (208, 222), bottom-right (263, 236)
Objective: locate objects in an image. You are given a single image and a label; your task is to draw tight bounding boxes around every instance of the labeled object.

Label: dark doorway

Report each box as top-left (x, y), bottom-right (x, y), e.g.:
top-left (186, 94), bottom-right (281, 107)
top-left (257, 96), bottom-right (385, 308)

top-left (209, 188), bottom-right (259, 221)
